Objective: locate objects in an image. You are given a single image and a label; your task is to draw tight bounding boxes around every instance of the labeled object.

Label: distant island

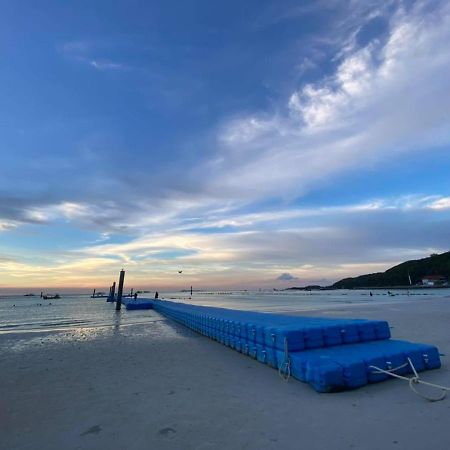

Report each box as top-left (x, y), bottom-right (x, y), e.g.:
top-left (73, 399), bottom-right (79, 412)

top-left (332, 251), bottom-right (450, 289)
top-left (284, 251), bottom-right (450, 290)
top-left (284, 285), bottom-right (331, 291)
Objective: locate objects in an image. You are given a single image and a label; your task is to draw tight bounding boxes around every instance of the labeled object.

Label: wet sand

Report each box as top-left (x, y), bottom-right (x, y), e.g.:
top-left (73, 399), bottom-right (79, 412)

top-left (1, 297), bottom-right (450, 450)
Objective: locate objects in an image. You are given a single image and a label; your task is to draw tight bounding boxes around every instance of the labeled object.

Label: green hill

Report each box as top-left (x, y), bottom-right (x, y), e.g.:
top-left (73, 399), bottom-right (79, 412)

top-left (332, 251), bottom-right (450, 289)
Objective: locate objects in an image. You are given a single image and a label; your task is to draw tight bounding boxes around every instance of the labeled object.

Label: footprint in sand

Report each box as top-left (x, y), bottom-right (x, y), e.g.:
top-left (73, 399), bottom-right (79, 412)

top-left (158, 427), bottom-right (176, 437)
top-left (80, 425), bottom-right (102, 436)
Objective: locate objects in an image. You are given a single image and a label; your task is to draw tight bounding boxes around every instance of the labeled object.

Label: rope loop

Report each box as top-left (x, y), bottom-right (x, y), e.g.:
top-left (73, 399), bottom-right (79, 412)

top-left (369, 357), bottom-right (449, 402)
top-left (278, 337), bottom-right (291, 382)
top-left (278, 360), bottom-right (291, 381)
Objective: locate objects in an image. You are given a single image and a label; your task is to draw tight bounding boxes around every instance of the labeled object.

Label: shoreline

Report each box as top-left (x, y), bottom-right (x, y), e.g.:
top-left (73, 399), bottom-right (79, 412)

top-left (285, 286), bottom-right (450, 291)
top-left (1, 296), bottom-right (449, 450)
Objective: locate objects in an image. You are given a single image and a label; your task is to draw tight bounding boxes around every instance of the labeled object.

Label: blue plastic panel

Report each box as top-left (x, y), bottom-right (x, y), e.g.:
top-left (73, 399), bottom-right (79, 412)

top-left (289, 340), bottom-right (441, 392)
top-left (149, 299), bottom-right (440, 393)
top-left (123, 298), bottom-right (154, 310)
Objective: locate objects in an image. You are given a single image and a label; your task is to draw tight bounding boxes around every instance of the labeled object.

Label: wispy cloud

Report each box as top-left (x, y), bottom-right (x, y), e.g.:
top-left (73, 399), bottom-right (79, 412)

top-left (252, 0), bottom-right (344, 31)
top-left (89, 59), bottom-right (128, 71)
top-left (1, 197), bottom-right (448, 289)
top-left (59, 40), bottom-right (130, 71)
top-left (428, 197), bottom-right (450, 210)
top-left (0, 221), bottom-right (17, 232)
top-left (1, 2), bottom-right (449, 289)
top-left (210, 1), bottom-right (450, 200)
top-left (54, 194), bottom-right (447, 288)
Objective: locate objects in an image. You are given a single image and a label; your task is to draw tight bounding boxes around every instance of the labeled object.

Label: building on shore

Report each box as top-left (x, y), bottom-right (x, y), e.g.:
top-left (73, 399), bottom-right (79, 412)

top-left (421, 275), bottom-right (448, 286)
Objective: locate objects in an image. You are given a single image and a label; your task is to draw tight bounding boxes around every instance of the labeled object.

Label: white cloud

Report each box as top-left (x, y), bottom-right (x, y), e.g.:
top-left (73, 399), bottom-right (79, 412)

top-left (0, 221), bottom-right (17, 231)
top-left (289, 45), bottom-right (374, 129)
top-left (220, 116), bottom-right (279, 145)
top-left (23, 202), bottom-right (92, 223)
top-left (90, 60), bottom-right (128, 71)
top-left (428, 197), bottom-right (450, 210)
top-left (206, 1), bottom-right (450, 201)
top-left (5, 2), bottom-right (449, 289)
top-left (2, 192), bottom-right (449, 288)
top-left (59, 40), bottom-right (129, 71)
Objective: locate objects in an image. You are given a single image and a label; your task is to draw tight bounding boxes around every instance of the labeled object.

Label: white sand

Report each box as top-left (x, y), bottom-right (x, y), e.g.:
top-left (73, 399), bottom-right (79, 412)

top-left (1, 297), bottom-right (450, 450)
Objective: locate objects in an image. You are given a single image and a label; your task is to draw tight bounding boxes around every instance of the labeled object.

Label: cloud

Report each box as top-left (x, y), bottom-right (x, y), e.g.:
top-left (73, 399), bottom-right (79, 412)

top-left (0, 221), bottom-right (17, 232)
top-left (34, 2), bottom-right (450, 228)
top-left (173, 195), bottom-right (446, 231)
top-left (252, 0), bottom-right (352, 31)
top-left (66, 197), bottom-right (449, 285)
top-left (59, 40), bottom-right (130, 71)
top-left (1, 196), bottom-right (449, 288)
top-left (428, 197), bottom-right (450, 210)
top-left (2, 2), bottom-right (449, 289)
top-left (276, 273), bottom-right (299, 281)
top-left (288, 44), bottom-right (374, 128)
top-left (89, 60), bottom-right (128, 71)
top-left (209, 1), bottom-right (450, 201)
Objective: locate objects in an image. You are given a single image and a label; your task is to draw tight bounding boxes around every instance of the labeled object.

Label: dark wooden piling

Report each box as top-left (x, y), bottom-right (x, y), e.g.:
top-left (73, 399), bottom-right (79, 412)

top-left (109, 282), bottom-right (116, 302)
top-left (116, 269), bottom-right (125, 311)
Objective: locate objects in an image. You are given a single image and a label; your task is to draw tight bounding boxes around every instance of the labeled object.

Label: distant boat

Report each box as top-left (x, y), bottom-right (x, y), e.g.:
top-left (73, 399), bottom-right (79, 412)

top-left (42, 294), bottom-right (60, 299)
top-left (91, 292), bottom-right (108, 298)
top-left (122, 289), bottom-right (136, 298)
top-left (24, 293), bottom-right (36, 297)
top-left (91, 289), bottom-right (108, 298)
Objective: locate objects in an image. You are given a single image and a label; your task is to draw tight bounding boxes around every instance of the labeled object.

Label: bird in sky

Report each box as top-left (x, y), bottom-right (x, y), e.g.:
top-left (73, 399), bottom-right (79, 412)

top-left (178, 270), bottom-right (183, 274)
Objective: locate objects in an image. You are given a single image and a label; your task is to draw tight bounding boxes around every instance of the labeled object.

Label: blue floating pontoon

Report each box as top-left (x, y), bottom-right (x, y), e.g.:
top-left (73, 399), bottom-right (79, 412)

top-left (122, 297), bottom-right (154, 310)
top-left (144, 299), bottom-right (441, 393)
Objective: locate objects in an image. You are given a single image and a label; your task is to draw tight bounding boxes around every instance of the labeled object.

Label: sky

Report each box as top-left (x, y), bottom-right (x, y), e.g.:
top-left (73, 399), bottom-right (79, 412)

top-left (0, 0), bottom-right (449, 291)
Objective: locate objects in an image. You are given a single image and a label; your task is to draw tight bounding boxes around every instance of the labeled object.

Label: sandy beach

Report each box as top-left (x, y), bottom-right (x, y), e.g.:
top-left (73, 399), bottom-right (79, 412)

top-left (2, 1), bottom-right (450, 449)
top-left (1, 296), bottom-right (450, 450)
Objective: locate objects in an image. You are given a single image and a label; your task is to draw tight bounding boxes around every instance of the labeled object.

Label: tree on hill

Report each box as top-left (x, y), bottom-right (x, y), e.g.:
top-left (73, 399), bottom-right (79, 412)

top-left (333, 251), bottom-right (450, 289)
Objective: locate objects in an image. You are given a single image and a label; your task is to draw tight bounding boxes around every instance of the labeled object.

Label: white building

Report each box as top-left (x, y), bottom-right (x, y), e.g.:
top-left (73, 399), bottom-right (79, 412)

top-left (421, 275), bottom-right (447, 286)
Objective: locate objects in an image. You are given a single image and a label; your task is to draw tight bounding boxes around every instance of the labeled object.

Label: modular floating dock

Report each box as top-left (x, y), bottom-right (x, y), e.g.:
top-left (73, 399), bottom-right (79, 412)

top-left (121, 297), bottom-right (441, 393)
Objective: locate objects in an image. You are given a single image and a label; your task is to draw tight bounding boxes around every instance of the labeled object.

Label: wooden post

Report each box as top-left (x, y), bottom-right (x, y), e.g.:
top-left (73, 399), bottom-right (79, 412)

top-left (109, 282), bottom-right (116, 302)
top-left (190, 286), bottom-right (193, 296)
top-left (130, 287), bottom-right (133, 296)
top-left (116, 269), bottom-right (125, 311)
top-left (92, 288), bottom-right (96, 298)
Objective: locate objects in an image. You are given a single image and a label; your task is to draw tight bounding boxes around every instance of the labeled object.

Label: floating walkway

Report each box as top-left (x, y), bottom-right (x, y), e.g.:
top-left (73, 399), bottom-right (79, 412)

top-left (121, 297), bottom-right (154, 310)
top-left (149, 299), bottom-right (441, 393)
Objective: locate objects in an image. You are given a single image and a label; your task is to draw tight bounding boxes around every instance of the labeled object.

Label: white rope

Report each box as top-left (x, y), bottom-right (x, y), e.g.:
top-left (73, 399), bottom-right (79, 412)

top-left (278, 338), bottom-right (291, 382)
top-left (369, 357), bottom-right (450, 402)
top-left (275, 341), bottom-right (448, 400)
top-left (378, 361), bottom-right (409, 373)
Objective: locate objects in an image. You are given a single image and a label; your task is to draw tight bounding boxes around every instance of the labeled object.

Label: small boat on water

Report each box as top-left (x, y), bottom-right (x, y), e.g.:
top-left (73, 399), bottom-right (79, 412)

top-left (42, 294), bottom-right (60, 300)
top-left (24, 293), bottom-right (36, 297)
top-left (90, 289), bottom-right (108, 298)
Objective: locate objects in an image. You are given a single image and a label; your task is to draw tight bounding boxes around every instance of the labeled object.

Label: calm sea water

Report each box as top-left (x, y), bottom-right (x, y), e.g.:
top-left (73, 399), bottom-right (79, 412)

top-left (1, 289), bottom-right (448, 335)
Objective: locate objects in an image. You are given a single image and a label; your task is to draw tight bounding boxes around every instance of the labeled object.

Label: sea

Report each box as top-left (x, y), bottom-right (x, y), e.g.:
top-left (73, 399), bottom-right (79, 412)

top-left (1, 288), bottom-right (449, 336)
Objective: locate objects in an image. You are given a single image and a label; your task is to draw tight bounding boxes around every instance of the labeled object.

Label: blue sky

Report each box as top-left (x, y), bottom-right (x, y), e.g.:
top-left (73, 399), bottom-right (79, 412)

top-left (0, 0), bottom-right (449, 290)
